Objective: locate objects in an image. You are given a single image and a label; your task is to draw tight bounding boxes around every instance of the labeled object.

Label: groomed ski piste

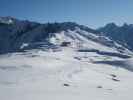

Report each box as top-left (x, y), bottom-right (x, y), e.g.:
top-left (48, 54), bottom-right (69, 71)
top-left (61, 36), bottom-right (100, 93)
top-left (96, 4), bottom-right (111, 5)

top-left (0, 29), bottom-right (133, 100)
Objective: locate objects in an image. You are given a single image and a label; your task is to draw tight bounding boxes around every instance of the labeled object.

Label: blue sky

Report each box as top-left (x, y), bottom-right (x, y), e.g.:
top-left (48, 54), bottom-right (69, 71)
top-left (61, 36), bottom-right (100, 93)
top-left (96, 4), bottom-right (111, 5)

top-left (0, 0), bottom-right (133, 28)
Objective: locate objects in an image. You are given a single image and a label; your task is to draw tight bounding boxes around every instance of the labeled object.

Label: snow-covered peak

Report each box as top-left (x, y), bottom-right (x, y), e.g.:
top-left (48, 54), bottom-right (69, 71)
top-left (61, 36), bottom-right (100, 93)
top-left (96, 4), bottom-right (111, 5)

top-left (0, 16), bottom-right (15, 24)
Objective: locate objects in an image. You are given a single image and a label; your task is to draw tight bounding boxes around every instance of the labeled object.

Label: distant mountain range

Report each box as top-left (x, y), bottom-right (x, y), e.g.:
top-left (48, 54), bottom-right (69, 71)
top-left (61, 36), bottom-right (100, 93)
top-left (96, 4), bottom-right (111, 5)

top-left (97, 23), bottom-right (133, 51)
top-left (0, 16), bottom-right (132, 54)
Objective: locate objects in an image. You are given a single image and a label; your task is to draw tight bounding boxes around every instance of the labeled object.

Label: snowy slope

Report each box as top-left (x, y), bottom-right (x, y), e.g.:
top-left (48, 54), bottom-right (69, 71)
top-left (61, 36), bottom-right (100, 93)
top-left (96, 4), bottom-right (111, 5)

top-left (0, 46), bottom-right (133, 100)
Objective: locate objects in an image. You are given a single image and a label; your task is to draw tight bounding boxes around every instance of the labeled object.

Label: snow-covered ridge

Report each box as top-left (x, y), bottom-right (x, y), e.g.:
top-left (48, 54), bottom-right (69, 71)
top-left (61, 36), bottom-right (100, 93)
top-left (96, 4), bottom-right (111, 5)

top-left (48, 27), bottom-right (132, 55)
